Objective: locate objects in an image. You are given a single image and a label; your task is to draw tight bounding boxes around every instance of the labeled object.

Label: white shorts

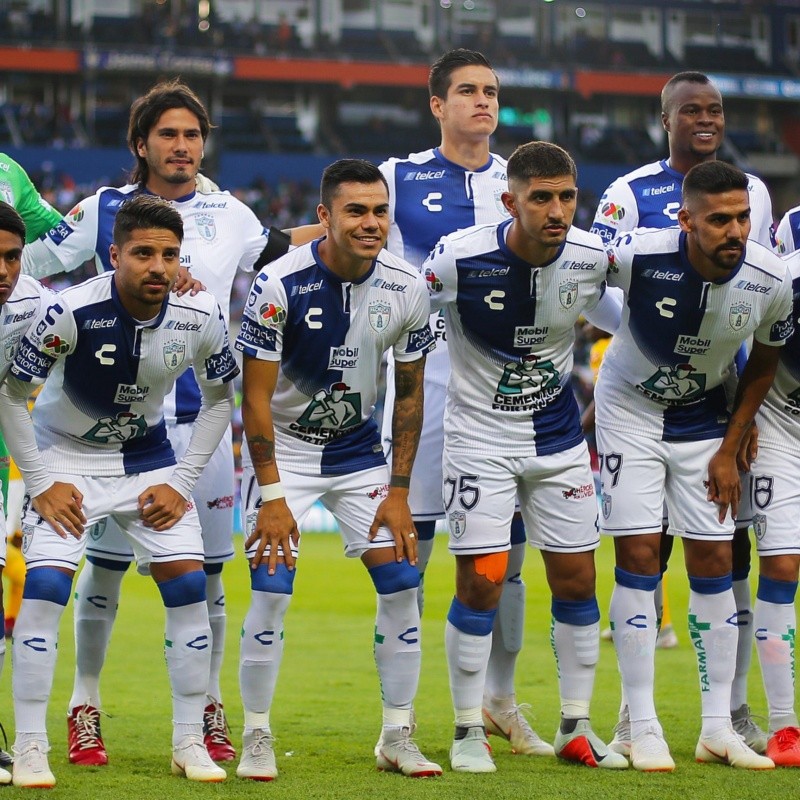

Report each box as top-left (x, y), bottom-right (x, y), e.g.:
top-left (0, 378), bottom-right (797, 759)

top-left (20, 468), bottom-right (204, 571)
top-left (749, 446), bottom-right (800, 556)
top-left (85, 423), bottom-right (235, 564)
top-left (442, 442), bottom-right (599, 555)
top-left (383, 365), bottom-right (446, 522)
top-left (596, 427), bottom-right (734, 541)
top-left (240, 464), bottom-right (397, 560)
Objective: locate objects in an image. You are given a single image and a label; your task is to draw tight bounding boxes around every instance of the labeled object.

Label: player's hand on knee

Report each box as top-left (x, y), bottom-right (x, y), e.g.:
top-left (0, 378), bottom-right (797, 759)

top-left (32, 482), bottom-right (86, 539)
top-left (707, 450), bottom-right (741, 523)
top-left (246, 500), bottom-right (298, 574)
top-left (369, 490), bottom-right (417, 565)
top-left (138, 484), bottom-right (189, 531)
top-left (172, 266), bottom-right (205, 296)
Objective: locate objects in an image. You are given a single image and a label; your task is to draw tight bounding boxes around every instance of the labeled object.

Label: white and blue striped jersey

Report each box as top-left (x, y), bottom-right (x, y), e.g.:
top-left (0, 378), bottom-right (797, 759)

top-left (596, 228), bottom-right (793, 442)
top-left (9, 272), bottom-right (238, 476)
top-left (1, 274), bottom-right (51, 384)
top-left (757, 251), bottom-right (800, 456)
top-left (590, 160), bottom-right (776, 250)
top-left (21, 182), bottom-right (269, 422)
top-left (380, 148), bottom-right (509, 380)
top-left (426, 219), bottom-right (608, 457)
top-left (236, 239), bottom-right (434, 477)
top-left (776, 204), bottom-right (800, 254)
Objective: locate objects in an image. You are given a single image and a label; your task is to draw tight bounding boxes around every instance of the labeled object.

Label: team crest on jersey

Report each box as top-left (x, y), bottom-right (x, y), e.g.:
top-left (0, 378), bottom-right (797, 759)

top-left (89, 518), bottom-right (108, 541)
top-left (3, 331), bottom-right (20, 362)
top-left (449, 510), bottom-right (466, 539)
top-left (494, 189), bottom-right (508, 217)
top-left (163, 340), bottom-right (186, 371)
top-left (0, 181), bottom-right (12, 205)
top-left (368, 301), bottom-right (391, 333)
top-left (753, 476), bottom-right (774, 510)
top-left (559, 280), bottom-right (578, 309)
top-left (752, 513), bottom-right (767, 540)
top-left (601, 492), bottom-right (612, 519)
top-left (729, 302), bottom-right (751, 332)
top-left (196, 213), bottom-right (216, 242)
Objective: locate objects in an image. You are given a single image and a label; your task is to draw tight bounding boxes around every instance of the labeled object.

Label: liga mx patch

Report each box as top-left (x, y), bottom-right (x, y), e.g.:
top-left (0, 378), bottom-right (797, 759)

top-left (449, 510), bottom-right (466, 539)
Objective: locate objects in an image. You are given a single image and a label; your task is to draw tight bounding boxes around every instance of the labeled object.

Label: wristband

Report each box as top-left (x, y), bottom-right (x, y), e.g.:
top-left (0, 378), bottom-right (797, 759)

top-left (259, 482), bottom-right (285, 503)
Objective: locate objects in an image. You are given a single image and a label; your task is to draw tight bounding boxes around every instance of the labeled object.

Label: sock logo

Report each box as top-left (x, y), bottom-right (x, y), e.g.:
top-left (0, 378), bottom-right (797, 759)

top-left (187, 635), bottom-right (209, 651)
top-left (254, 629), bottom-right (275, 646)
top-left (87, 594), bottom-right (108, 609)
top-left (22, 636), bottom-right (47, 652)
top-left (398, 627), bottom-right (419, 645)
top-left (625, 614), bottom-right (647, 629)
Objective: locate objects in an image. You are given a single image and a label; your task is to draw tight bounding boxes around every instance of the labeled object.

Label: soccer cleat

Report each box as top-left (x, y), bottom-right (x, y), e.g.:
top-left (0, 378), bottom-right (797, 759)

top-left (374, 707), bottom-right (417, 757)
top-left (554, 718), bottom-right (628, 769)
top-left (483, 698), bottom-right (554, 756)
top-left (767, 727), bottom-right (800, 767)
top-left (450, 726), bottom-right (496, 773)
top-left (731, 704), bottom-right (768, 754)
top-left (236, 729), bottom-right (277, 781)
top-left (171, 735), bottom-right (227, 782)
top-left (609, 706), bottom-right (631, 757)
top-left (0, 719), bottom-right (13, 768)
top-left (630, 724), bottom-right (675, 772)
top-left (655, 623), bottom-right (679, 649)
top-left (203, 698), bottom-right (236, 762)
top-left (376, 726), bottom-right (442, 777)
top-left (0, 767), bottom-right (9, 785)
top-left (67, 704), bottom-right (109, 766)
top-left (12, 741), bottom-right (55, 788)
top-left (695, 723), bottom-right (774, 769)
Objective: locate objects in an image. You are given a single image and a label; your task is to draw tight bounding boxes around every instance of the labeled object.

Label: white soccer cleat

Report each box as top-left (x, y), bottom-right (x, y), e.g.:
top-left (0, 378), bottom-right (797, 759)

top-left (376, 726), bottom-right (442, 778)
top-left (554, 718), bottom-right (628, 770)
top-left (12, 741), bottom-right (56, 788)
top-left (655, 623), bottom-right (679, 649)
top-left (631, 724), bottom-right (675, 772)
top-left (483, 698), bottom-right (554, 756)
top-left (171, 735), bottom-right (227, 782)
top-left (450, 726), bottom-right (497, 773)
top-left (608, 705), bottom-right (631, 757)
top-left (374, 708), bottom-right (417, 757)
top-left (695, 723), bottom-right (774, 770)
top-left (236, 729), bottom-right (277, 782)
top-left (0, 766), bottom-right (10, 785)
top-left (731, 704), bottom-right (769, 755)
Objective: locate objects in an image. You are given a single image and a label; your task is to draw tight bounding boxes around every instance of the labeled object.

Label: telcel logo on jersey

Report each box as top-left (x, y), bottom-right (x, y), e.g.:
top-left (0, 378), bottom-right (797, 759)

top-left (735, 280), bottom-right (771, 294)
top-left (468, 267), bottom-right (510, 278)
top-left (560, 260), bottom-right (594, 271)
top-left (3, 309), bottom-right (35, 324)
top-left (371, 278), bottom-right (407, 293)
top-left (674, 335), bottom-right (711, 356)
top-left (82, 317), bottom-right (117, 330)
top-left (403, 170), bottom-right (446, 181)
top-left (114, 383), bottom-right (149, 403)
top-left (642, 268), bottom-right (683, 281)
top-left (514, 326), bottom-right (549, 346)
top-left (643, 184), bottom-right (676, 197)
top-left (164, 320), bottom-right (202, 331)
top-left (329, 345), bottom-right (359, 369)
top-left (292, 279), bottom-right (323, 296)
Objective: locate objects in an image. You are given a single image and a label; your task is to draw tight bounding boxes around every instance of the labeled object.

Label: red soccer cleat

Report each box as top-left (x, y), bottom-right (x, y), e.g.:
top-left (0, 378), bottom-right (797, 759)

top-left (203, 699), bottom-right (236, 762)
top-left (67, 704), bottom-right (108, 766)
top-left (767, 726), bottom-right (800, 767)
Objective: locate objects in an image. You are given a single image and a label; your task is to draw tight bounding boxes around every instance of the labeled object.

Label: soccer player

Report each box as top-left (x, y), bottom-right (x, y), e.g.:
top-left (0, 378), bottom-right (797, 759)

top-left (0, 195), bottom-right (238, 787)
top-left (234, 159), bottom-right (439, 781)
top-left (749, 248), bottom-right (800, 766)
top-left (596, 161), bottom-right (790, 772)
top-left (20, 80), bottom-right (301, 766)
top-left (776, 203), bottom-right (800, 253)
top-left (379, 48), bottom-right (550, 755)
top-left (591, 70), bottom-right (774, 752)
top-left (0, 201), bottom-right (59, 786)
top-left (424, 141), bottom-right (625, 773)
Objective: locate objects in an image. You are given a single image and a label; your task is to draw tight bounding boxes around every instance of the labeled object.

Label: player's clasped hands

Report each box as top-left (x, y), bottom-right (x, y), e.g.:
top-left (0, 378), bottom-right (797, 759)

top-left (33, 481), bottom-right (86, 539)
top-left (247, 499), bottom-right (299, 574)
top-left (368, 489), bottom-right (418, 565)
top-left (138, 483), bottom-right (190, 531)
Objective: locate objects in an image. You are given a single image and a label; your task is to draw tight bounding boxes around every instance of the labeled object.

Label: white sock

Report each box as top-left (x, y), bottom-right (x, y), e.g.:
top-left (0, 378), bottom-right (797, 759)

top-left (485, 542), bottom-right (525, 701)
top-left (688, 577), bottom-right (737, 735)
top-left (374, 587), bottom-right (420, 710)
top-left (240, 590), bottom-right (291, 734)
top-left (414, 522), bottom-right (436, 617)
top-left (164, 601), bottom-right (212, 745)
top-left (205, 571), bottom-right (225, 703)
top-left (13, 598), bottom-right (65, 736)
top-left (70, 563), bottom-right (124, 711)
top-left (754, 579), bottom-right (799, 731)
top-left (730, 574), bottom-right (753, 711)
top-left (609, 570), bottom-right (659, 730)
top-left (654, 577), bottom-right (664, 629)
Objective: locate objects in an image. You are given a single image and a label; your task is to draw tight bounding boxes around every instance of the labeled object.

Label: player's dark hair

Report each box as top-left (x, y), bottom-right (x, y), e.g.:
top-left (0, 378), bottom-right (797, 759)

top-left (113, 194), bottom-right (184, 246)
top-left (507, 141), bottom-right (577, 184)
top-left (661, 71), bottom-right (715, 114)
top-left (0, 201), bottom-right (26, 244)
top-left (429, 48), bottom-right (496, 98)
top-left (682, 160), bottom-right (748, 204)
top-left (127, 80), bottom-right (211, 185)
top-left (320, 159), bottom-right (388, 208)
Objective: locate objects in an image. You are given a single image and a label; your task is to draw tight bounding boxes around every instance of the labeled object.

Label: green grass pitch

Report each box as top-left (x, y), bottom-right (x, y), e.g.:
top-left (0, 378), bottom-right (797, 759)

top-left (8, 532), bottom-right (792, 798)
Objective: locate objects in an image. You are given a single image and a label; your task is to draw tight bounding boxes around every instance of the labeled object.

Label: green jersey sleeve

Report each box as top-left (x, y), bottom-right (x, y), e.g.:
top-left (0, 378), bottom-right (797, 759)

top-left (0, 153), bottom-right (63, 242)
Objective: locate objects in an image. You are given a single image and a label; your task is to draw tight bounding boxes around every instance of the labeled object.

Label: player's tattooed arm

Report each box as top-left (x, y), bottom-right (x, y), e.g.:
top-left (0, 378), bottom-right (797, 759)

top-left (249, 434), bottom-right (276, 469)
top-left (390, 357), bottom-right (425, 483)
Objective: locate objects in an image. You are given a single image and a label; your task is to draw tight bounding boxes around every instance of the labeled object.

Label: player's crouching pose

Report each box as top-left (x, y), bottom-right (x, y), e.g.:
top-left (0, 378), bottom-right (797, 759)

top-left (596, 161), bottom-right (791, 772)
top-left (234, 159), bottom-right (439, 781)
top-left (424, 141), bottom-right (625, 773)
top-left (750, 249), bottom-right (800, 766)
top-left (0, 202), bottom-right (55, 787)
top-left (0, 195), bottom-right (238, 787)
